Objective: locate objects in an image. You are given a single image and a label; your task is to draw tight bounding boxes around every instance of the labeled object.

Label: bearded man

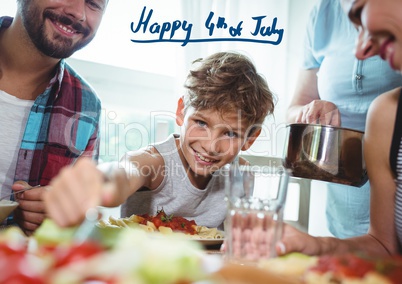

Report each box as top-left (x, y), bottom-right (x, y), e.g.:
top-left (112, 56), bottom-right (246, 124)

top-left (0, 0), bottom-right (108, 235)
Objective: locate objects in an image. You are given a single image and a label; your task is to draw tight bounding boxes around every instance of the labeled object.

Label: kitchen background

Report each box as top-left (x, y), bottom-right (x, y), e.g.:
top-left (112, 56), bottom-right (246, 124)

top-left (3, 0), bottom-right (334, 237)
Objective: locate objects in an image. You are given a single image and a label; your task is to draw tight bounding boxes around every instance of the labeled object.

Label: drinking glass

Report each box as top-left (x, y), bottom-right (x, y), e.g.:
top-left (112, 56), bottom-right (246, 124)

top-left (223, 163), bottom-right (289, 265)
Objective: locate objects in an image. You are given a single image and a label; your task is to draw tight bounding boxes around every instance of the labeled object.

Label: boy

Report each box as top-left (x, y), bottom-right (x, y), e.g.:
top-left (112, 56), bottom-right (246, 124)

top-left (44, 51), bottom-right (275, 229)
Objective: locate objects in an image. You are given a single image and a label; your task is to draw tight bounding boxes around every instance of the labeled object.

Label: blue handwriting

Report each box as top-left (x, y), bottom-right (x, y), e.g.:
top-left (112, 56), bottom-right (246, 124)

top-left (130, 6), bottom-right (284, 47)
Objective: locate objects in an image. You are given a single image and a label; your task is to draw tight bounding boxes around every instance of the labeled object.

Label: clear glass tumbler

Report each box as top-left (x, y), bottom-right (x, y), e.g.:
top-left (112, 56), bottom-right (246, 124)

top-left (223, 163), bottom-right (290, 265)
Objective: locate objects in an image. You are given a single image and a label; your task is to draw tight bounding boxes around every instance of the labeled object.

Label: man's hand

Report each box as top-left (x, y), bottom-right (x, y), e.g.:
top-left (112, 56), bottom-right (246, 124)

top-left (11, 181), bottom-right (48, 236)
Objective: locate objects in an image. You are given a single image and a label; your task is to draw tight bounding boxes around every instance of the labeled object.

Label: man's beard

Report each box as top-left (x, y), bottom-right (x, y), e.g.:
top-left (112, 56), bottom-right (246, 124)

top-left (18, 0), bottom-right (94, 59)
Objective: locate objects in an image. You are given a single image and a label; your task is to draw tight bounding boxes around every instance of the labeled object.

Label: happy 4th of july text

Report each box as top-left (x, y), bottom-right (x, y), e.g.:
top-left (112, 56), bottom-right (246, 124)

top-left (130, 6), bottom-right (284, 47)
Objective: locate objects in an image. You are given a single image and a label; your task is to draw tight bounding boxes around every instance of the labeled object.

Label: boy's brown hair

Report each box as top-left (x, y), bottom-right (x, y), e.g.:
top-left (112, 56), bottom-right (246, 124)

top-left (183, 51), bottom-right (275, 128)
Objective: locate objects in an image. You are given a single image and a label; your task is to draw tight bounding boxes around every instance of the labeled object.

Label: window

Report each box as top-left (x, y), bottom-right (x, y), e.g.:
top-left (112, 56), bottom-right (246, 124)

top-left (73, 0), bottom-right (184, 77)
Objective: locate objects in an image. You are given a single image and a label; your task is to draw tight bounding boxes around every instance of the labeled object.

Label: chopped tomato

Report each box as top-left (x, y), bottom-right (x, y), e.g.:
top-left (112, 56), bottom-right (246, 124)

top-left (309, 253), bottom-right (402, 283)
top-left (152, 217), bottom-right (164, 228)
top-left (375, 255), bottom-right (402, 284)
top-left (2, 273), bottom-right (45, 284)
top-left (0, 243), bottom-right (44, 283)
top-left (310, 254), bottom-right (375, 278)
top-left (53, 241), bottom-right (104, 268)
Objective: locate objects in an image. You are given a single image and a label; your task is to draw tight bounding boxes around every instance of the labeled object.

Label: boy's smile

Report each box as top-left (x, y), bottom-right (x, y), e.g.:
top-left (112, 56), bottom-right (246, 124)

top-left (194, 150), bottom-right (217, 164)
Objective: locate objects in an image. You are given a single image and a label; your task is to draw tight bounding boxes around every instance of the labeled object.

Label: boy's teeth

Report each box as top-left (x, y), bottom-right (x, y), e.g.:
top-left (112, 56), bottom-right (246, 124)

top-left (196, 152), bottom-right (215, 162)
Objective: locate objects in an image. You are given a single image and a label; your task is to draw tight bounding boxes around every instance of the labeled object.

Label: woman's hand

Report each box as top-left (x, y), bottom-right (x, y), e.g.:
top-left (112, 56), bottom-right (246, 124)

top-left (276, 223), bottom-right (322, 256)
top-left (295, 100), bottom-right (341, 126)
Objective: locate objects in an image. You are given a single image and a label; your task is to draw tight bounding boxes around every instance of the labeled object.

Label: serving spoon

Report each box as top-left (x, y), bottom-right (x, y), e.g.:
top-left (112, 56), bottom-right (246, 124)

top-left (73, 208), bottom-right (101, 244)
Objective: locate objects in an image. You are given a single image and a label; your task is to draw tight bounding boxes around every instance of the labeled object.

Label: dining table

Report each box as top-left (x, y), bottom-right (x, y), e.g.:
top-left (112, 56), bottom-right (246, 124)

top-left (0, 222), bottom-right (302, 284)
top-left (200, 241), bottom-right (300, 284)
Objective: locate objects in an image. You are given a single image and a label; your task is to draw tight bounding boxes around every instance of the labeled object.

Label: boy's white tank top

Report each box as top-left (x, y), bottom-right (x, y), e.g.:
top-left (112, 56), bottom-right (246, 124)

top-left (121, 134), bottom-right (227, 229)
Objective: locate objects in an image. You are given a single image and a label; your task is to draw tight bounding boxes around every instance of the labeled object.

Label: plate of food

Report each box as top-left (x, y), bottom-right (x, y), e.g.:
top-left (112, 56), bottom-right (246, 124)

top-left (97, 209), bottom-right (225, 245)
top-left (258, 252), bottom-right (402, 284)
top-left (191, 238), bottom-right (224, 246)
top-left (0, 200), bottom-right (19, 223)
top-left (186, 232), bottom-right (225, 246)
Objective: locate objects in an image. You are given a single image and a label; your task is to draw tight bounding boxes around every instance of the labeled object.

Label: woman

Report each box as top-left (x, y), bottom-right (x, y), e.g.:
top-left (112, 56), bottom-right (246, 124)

top-left (279, 0), bottom-right (402, 257)
top-left (286, 0), bottom-right (401, 239)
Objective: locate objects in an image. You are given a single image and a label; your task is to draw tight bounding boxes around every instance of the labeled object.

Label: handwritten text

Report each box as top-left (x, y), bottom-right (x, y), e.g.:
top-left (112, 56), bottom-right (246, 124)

top-left (130, 7), bottom-right (284, 47)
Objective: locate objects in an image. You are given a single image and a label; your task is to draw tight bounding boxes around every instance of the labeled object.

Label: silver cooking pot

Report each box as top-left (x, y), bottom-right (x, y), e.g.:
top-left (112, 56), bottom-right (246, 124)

top-left (283, 123), bottom-right (367, 187)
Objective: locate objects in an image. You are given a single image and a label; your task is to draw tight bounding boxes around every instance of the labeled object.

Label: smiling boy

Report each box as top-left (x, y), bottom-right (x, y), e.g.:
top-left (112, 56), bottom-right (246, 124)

top-left (45, 51), bottom-right (275, 229)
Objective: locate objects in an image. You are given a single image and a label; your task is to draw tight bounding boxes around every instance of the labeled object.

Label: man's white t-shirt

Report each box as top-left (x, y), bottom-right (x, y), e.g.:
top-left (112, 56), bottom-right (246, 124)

top-left (0, 90), bottom-right (33, 199)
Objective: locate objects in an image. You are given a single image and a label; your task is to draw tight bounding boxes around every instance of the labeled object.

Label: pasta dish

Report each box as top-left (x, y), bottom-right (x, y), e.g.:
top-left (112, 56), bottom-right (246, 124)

top-left (97, 209), bottom-right (224, 240)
